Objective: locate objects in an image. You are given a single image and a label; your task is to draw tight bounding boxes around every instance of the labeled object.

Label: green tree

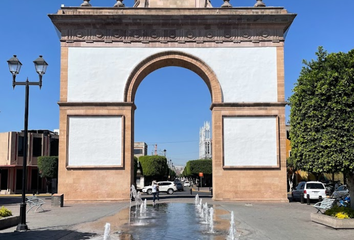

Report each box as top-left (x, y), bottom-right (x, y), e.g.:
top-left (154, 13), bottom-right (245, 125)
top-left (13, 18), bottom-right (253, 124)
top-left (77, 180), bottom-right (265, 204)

top-left (37, 156), bottom-right (58, 193)
top-left (168, 168), bottom-right (176, 180)
top-left (139, 155), bottom-right (169, 177)
top-left (183, 159), bottom-right (212, 186)
top-left (289, 47), bottom-right (354, 208)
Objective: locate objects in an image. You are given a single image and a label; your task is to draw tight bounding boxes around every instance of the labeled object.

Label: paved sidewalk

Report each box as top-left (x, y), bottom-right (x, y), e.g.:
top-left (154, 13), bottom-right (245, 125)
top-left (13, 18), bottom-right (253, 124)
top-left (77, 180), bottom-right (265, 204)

top-left (0, 199), bottom-right (130, 240)
top-left (1, 195), bottom-right (354, 240)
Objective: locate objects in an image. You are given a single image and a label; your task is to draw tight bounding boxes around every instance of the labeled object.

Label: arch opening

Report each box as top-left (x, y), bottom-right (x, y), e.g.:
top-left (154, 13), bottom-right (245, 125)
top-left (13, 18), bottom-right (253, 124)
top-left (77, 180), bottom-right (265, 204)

top-left (124, 51), bottom-right (222, 104)
top-left (134, 66), bottom-right (213, 188)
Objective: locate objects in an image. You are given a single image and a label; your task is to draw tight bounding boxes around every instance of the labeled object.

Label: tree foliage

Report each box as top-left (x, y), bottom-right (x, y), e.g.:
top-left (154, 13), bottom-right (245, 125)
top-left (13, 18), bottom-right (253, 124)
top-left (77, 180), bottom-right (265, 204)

top-left (37, 156), bottom-right (58, 179)
top-left (169, 168), bottom-right (176, 179)
top-left (289, 47), bottom-right (354, 174)
top-left (183, 159), bottom-right (212, 177)
top-left (138, 155), bottom-right (169, 177)
top-left (289, 47), bottom-right (354, 207)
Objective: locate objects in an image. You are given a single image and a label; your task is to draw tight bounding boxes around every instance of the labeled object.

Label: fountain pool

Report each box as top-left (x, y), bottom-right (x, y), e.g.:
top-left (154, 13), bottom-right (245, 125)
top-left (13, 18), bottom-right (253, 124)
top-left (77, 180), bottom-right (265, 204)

top-left (81, 201), bottom-right (242, 240)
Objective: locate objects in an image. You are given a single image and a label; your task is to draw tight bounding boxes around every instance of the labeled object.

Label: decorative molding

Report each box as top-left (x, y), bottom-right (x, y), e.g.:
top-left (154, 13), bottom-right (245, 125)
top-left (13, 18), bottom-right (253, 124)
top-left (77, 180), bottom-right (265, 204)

top-left (58, 102), bottom-right (136, 109)
top-left (61, 28), bottom-right (284, 44)
top-left (50, 8), bottom-right (296, 45)
top-left (210, 102), bottom-right (287, 110)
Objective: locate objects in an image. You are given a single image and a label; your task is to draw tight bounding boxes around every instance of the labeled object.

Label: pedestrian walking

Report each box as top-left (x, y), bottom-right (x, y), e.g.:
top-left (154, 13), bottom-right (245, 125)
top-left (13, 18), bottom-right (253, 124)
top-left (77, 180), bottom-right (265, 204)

top-left (152, 180), bottom-right (158, 205)
top-left (156, 183), bottom-right (160, 201)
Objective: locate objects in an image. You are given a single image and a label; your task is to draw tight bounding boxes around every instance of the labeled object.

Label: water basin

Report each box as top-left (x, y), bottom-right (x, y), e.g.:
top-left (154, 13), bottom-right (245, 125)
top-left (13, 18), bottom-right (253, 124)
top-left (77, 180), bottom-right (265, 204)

top-left (77, 202), bottom-right (239, 240)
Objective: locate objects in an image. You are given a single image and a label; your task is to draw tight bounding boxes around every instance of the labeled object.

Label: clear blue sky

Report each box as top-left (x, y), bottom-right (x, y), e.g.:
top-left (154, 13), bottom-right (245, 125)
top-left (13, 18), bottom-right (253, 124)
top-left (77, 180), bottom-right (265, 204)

top-left (0, 1), bottom-right (353, 166)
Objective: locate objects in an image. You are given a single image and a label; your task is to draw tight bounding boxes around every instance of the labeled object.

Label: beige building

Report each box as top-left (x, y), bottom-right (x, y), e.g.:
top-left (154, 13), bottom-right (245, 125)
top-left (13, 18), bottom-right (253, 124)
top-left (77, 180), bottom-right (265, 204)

top-left (134, 142), bottom-right (148, 158)
top-left (0, 130), bottom-right (59, 194)
top-left (49, 0), bottom-right (295, 202)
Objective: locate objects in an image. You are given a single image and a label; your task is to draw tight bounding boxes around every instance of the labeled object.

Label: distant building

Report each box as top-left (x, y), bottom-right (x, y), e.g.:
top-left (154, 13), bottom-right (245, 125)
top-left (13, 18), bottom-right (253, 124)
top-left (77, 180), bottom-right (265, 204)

top-left (199, 122), bottom-right (212, 159)
top-left (134, 142), bottom-right (148, 158)
top-left (174, 165), bottom-right (185, 176)
top-left (0, 130), bottom-right (59, 194)
top-left (134, 142), bottom-right (148, 190)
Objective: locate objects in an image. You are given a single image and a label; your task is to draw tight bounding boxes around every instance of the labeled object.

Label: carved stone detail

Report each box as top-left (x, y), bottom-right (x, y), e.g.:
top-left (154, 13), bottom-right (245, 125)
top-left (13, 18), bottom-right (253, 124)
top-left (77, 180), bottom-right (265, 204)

top-left (62, 28), bottom-right (284, 44)
top-left (221, 0), bottom-right (232, 8)
top-left (114, 0), bottom-right (125, 8)
top-left (206, 31), bottom-right (213, 38)
top-left (52, 8), bottom-right (295, 45)
top-left (81, 0), bottom-right (91, 7)
top-left (254, 0), bottom-right (266, 7)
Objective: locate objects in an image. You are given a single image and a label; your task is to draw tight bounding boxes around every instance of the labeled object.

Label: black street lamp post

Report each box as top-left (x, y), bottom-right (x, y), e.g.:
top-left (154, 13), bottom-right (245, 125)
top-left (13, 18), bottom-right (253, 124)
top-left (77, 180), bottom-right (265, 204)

top-left (7, 55), bottom-right (48, 231)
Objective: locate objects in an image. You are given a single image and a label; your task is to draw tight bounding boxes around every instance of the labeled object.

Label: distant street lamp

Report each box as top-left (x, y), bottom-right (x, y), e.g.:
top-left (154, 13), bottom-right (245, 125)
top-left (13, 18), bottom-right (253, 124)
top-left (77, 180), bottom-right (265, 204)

top-left (7, 55), bottom-right (48, 231)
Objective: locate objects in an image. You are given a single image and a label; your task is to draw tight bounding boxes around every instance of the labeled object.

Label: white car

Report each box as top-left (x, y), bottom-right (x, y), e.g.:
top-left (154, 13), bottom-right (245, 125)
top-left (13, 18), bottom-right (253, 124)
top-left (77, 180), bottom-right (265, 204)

top-left (183, 181), bottom-right (191, 187)
top-left (292, 181), bottom-right (327, 201)
top-left (142, 181), bottom-right (177, 195)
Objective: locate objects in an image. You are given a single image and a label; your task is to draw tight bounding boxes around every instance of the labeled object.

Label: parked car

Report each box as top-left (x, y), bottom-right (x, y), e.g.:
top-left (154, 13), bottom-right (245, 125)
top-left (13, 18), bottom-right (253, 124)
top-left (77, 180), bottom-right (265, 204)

top-left (292, 181), bottom-right (327, 201)
top-left (183, 181), bottom-right (191, 187)
top-left (324, 182), bottom-right (334, 196)
top-left (332, 185), bottom-right (349, 199)
top-left (142, 181), bottom-right (177, 195)
top-left (176, 182), bottom-right (184, 191)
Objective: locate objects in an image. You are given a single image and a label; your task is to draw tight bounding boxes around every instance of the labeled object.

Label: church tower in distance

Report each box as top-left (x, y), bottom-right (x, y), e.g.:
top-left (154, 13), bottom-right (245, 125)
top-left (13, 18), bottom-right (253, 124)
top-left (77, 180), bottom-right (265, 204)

top-left (199, 122), bottom-right (212, 159)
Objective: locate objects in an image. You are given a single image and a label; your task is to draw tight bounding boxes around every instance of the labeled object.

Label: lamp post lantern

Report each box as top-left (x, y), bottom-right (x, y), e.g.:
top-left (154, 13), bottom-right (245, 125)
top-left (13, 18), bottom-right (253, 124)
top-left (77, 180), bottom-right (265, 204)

top-left (7, 55), bottom-right (48, 231)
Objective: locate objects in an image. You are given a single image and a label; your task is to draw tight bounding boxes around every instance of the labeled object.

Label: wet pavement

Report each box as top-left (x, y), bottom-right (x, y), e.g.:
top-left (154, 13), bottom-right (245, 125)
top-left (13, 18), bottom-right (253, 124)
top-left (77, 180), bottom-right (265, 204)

top-left (1, 190), bottom-right (354, 240)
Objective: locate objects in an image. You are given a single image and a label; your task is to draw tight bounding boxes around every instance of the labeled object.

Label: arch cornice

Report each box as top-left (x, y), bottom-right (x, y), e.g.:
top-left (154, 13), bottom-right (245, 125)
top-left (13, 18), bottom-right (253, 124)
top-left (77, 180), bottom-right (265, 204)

top-left (124, 51), bottom-right (222, 103)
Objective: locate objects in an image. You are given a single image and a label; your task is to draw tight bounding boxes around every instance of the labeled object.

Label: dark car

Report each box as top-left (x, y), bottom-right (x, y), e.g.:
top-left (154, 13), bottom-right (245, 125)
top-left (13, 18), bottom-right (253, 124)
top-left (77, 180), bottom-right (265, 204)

top-left (176, 182), bottom-right (184, 191)
top-left (332, 185), bottom-right (349, 199)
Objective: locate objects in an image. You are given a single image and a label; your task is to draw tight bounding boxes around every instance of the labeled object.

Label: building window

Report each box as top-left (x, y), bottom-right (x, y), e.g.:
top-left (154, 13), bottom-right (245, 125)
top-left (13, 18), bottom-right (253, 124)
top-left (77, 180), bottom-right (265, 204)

top-left (50, 138), bottom-right (59, 156)
top-left (18, 136), bottom-right (24, 157)
top-left (286, 130), bottom-right (290, 140)
top-left (33, 137), bottom-right (42, 157)
top-left (134, 149), bottom-right (143, 155)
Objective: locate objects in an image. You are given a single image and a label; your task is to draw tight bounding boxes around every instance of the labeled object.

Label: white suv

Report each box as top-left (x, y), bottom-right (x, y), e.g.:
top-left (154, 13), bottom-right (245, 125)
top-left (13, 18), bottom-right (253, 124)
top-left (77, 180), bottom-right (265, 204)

top-left (292, 181), bottom-right (327, 201)
top-left (142, 181), bottom-right (177, 195)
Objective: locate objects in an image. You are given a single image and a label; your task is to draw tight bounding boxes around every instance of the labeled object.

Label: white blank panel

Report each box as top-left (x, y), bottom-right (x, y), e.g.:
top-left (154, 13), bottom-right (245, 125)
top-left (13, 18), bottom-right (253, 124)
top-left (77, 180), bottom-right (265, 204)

top-left (224, 116), bottom-right (277, 167)
top-left (67, 47), bottom-right (277, 103)
top-left (68, 116), bottom-right (122, 166)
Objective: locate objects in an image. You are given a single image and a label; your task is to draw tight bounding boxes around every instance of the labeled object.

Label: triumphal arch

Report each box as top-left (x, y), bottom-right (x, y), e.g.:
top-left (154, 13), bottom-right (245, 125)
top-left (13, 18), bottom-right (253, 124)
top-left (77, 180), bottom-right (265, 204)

top-left (50, 0), bottom-right (295, 202)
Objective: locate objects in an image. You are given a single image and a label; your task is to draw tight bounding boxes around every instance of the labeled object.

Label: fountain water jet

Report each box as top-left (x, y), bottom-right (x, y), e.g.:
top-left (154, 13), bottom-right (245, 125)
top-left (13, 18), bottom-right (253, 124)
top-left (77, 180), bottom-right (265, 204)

top-left (139, 199), bottom-right (147, 217)
top-left (203, 202), bottom-right (209, 223)
top-left (194, 195), bottom-right (215, 234)
top-left (103, 222), bottom-right (111, 240)
top-left (135, 191), bottom-right (142, 206)
top-left (195, 194), bottom-right (199, 205)
top-left (208, 207), bottom-right (214, 233)
top-left (129, 185), bottom-right (136, 224)
top-left (140, 202), bottom-right (144, 216)
top-left (199, 199), bottom-right (204, 219)
top-left (227, 211), bottom-right (239, 240)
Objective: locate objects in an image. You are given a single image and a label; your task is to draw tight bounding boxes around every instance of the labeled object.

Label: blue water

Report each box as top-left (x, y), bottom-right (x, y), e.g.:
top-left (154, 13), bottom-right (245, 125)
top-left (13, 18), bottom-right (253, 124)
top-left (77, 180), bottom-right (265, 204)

top-left (125, 203), bottom-right (224, 240)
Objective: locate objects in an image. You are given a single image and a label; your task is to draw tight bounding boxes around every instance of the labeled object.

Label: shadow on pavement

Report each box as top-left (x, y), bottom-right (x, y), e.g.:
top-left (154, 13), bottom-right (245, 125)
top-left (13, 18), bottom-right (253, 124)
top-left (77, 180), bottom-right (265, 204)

top-left (0, 196), bottom-right (51, 206)
top-left (0, 229), bottom-right (97, 240)
top-left (0, 198), bottom-right (22, 205)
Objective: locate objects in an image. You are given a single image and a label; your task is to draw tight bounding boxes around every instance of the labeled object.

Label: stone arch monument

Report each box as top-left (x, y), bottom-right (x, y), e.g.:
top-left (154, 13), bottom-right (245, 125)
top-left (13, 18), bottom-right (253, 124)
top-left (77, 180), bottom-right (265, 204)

top-left (49, 0), bottom-right (296, 202)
